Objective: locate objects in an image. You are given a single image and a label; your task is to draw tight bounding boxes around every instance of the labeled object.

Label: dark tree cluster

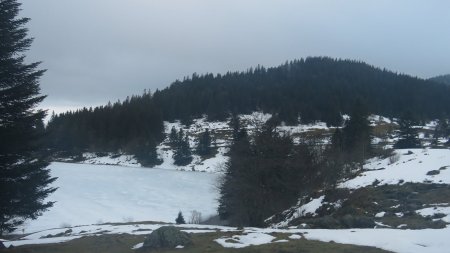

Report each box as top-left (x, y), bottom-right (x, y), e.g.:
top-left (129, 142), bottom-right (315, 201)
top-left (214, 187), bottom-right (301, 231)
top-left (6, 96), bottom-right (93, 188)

top-left (152, 57), bottom-right (450, 125)
top-left (433, 118), bottom-right (450, 145)
top-left (46, 92), bottom-right (164, 166)
top-left (46, 57), bottom-right (450, 159)
top-left (429, 74), bottom-right (450, 86)
top-left (218, 109), bottom-right (375, 227)
top-left (219, 117), bottom-right (325, 227)
top-left (195, 129), bottom-right (212, 157)
top-left (394, 117), bottom-right (421, 149)
top-left (326, 100), bottom-right (373, 175)
top-left (169, 128), bottom-right (193, 166)
top-left (0, 0), bottom-right (56, 235)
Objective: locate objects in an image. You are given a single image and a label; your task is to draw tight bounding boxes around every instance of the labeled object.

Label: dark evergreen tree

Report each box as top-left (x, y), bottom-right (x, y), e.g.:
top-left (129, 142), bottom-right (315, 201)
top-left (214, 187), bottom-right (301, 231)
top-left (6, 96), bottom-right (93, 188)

top-left (218, 127), bottom-right (252, 223)
top-left (169, 126), bottom-right (178, 145)
top-left (432, 118), bottom-right (449, 144)
top-left (341, 101), bottom-right (372, 163)
top-left (229, 114), bottom-right (241, 141)
top-left (394, 117), bottom-right (421, 149)
top-left (175, 211), bottom-right (186, 224)
top-left (133, 139), bottom-right (162, 167)
top-left (218, 119), bottom-right (318, 227)
top-left (0, 0), bottom-right (56, 235)
top-left (173, 135), bottom-right (193, 166)
top-left (196, 129), bottom-right (212, 156)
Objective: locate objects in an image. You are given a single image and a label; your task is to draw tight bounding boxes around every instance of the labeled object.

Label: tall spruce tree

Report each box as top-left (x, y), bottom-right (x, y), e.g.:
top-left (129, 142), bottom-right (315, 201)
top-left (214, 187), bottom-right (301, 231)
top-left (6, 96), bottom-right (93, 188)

top-left (394, 117), bottom-right (421, 149)
top-left (341, 100), bottom-right (372, 163)
top-left (196, 129), bottom-right (212, 156)
top-left (173, 131), bottom-right (193, 166)
top-left (0, 0), bottom-right (56, 235)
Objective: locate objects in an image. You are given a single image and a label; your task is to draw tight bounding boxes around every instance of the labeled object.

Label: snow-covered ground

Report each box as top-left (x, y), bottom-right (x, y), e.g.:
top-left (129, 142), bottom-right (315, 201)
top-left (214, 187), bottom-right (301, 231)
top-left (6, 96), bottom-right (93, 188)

top-left (81, 152), bottom-right (141, 167)
top-left (19, 162), bottom-right (219, 234)
top-left (4, 114), bottom-right (449, 253)
top-left (340, 148), bottom-right (450, 189)
top-left (5, 221), bottom-right (450, 253)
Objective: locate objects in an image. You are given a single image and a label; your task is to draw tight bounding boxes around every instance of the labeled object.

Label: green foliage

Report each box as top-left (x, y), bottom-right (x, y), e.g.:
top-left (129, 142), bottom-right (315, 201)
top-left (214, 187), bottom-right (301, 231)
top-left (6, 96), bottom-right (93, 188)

top-left (175, 211), bottom-right (186, 224)
top-left (133, 140), bottom-right (162, 167)
top-left (394, 116), bottom-right (421, 149)
top-left (45, 93), bottom-right (165, 164)
top-left (172, 132), bottom-right (193, 166)
top-left (433, 118), bottom-right (450, 144)
top-left (218, 117), bottom-right (320, 227)
top-left (0, 0), bottom-right (56, 235)
top-left (153, 57), bottom-right (450, 125)
top-left (196, 129), bottom-right (212, 156)
top-left (46, 58), bottom-right (450, 156)
top-left (323, 101), bottom-right (373, 182)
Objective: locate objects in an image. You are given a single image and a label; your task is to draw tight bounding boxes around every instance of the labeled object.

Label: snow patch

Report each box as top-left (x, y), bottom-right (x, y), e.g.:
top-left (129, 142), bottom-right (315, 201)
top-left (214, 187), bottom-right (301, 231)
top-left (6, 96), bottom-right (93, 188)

top-left (340, 149), bottom-right (450, 189)
top-left (215, 232), bottom-right (275, 248)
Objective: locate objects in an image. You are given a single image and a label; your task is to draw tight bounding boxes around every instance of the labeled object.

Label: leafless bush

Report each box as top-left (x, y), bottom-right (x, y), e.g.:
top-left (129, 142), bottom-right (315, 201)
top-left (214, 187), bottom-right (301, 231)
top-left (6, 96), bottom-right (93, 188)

top-left (189, 210), bottom-right (202, 224)
top-left (389, 153), bottom-right (401, 164)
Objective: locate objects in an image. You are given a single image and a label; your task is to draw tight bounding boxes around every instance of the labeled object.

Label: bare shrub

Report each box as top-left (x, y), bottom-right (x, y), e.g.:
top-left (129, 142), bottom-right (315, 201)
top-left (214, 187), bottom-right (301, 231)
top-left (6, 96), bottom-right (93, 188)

top-left (189, 210), bottom-right (202, 224)
top-left (389, 153), bottom-right (401, 164)
top-left (59, 222), bottom-right (71, 228)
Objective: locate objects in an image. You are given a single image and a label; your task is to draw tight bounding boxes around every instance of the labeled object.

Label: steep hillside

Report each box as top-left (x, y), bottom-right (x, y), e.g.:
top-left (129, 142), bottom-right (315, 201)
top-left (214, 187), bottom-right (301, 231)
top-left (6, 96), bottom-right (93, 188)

top-left (266, 148), bottom-right (450, 230)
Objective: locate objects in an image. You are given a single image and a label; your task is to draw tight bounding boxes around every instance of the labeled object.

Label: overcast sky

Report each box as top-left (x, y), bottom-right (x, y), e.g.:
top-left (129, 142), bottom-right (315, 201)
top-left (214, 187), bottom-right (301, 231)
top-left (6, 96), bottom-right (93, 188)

top-left (20, 0), bottom-right (450, 113)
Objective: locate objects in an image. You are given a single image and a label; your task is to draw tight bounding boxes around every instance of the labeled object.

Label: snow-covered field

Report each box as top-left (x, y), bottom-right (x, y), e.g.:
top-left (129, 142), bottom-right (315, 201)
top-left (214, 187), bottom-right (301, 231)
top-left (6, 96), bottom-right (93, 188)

top-left (5, 148), bottom-right (449, 253)
top-left (20, 162), bottom-right (219, 234)
top-left (6, 221), bottom-right (450, 253)
top-left (4, 114), bottom-right (450, 253)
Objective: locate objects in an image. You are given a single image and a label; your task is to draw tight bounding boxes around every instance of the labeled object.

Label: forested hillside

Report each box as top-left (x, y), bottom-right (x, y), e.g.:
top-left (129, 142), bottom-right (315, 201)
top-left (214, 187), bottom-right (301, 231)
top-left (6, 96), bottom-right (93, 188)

top-left (429, 74), bottom-right (450, 86)
top-left (45, 57), bottom-right (450, 158)
top-left (153, 57), bottom-right (450, 124)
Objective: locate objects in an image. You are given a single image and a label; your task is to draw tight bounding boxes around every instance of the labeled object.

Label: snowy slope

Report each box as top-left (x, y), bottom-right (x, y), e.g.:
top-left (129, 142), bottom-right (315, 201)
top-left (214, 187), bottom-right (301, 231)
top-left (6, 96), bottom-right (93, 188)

top-left (340, 148), bottom-right (450, 189)
top-left (20, 162), bottom-right (219, 233)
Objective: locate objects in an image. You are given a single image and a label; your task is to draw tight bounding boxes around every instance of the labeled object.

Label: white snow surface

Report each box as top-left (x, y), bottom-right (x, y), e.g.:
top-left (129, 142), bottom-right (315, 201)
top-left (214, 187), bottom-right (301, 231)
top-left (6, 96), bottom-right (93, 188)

top-left (215, 232), bottom-right (276, 248)
top-left (416, 206), bottom-right (450, 222)
top-left (270, 195), bottom-right (343, 228)
top-left (297, 196), bottom-right (325, 217)
top-left (81, 153), bottom-right (141, 167)
top-left (4, 221), bottom-right (450, 253)
top-left (132, 242), bottom-right (143, 249)
top-left (375, 211), bottom-right (386, 218)
top-left (301, 227), bottom-right (450, 253)
top-left (340, 149), bottom-right (450, 189)
top-left (19, 162), bottom-right (219, 233)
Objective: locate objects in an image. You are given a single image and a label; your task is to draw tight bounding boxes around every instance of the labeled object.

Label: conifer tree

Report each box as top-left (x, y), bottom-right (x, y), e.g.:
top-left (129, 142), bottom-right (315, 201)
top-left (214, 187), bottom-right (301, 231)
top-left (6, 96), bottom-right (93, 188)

top-left (0, 0), bottom-right (56, 235)
top-left (169, 126), bottom-right (178, 145)
top-left (341, 101), bottom-right (372, 163)
top-left (196, 129), bottom-right (212, 156)
top-left (173, 133), bottom-right (192, 166)
top-left (433, 118), bottom-right (449, 145)
top-left (175, 211), bottom-right (185, 224)
top-left (394, 117), bottom-right (421, 149)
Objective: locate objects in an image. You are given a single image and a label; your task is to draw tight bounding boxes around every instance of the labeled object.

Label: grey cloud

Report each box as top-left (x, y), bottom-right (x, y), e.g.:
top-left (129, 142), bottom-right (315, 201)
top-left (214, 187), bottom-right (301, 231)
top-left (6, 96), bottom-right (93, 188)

top-left (19, 0), bottom-right (450, 112)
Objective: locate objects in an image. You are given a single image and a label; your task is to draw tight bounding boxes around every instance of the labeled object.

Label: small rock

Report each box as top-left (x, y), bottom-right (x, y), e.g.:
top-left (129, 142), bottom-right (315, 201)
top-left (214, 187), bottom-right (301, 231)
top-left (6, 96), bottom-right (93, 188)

top-left (426, 170), bottom-right (440, 176)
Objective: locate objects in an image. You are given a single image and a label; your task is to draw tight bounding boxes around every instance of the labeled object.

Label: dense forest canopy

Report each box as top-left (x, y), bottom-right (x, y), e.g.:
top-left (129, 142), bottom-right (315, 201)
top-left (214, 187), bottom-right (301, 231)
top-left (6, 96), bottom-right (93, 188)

top-left (153, 57), bottom-right (450, 124)
top-left (429, 74), bottom-right (450, 86)
top-left (46, 57), bottom-right (450, 156)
